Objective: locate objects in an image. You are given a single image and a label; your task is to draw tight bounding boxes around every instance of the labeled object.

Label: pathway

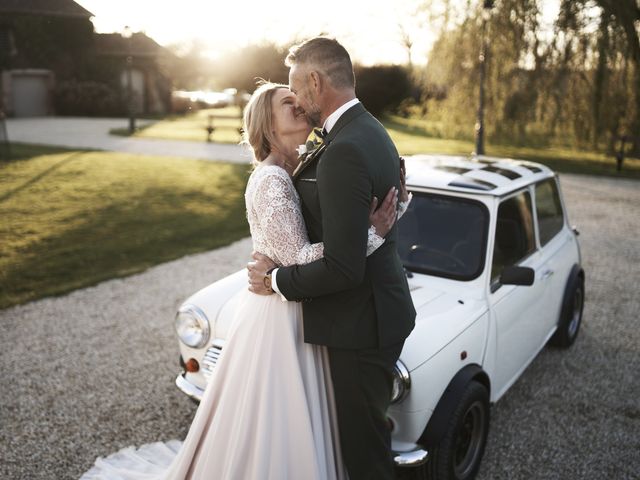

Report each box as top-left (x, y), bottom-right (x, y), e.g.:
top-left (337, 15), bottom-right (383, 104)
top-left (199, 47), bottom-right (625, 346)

top-left (5, 117), bottom-right (252, 164)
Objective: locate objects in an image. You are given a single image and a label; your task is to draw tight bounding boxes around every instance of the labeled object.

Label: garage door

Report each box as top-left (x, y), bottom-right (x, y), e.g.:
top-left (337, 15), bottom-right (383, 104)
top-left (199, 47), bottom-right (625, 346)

top-left (12, 73), bottom-right (50, 117)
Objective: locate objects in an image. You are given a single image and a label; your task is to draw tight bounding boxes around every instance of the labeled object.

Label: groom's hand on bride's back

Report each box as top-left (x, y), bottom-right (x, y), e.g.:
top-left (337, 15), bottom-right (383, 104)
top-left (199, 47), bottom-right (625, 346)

top-left (247, 252), bottom-right (277, 295)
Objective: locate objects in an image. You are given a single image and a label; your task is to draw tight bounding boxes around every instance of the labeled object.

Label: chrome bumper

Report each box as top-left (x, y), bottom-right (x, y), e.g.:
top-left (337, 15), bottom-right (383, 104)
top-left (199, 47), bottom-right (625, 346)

top-left (175, 372), bottom-right (429, 467)
top-left (175, 373), bottom-right (204, 402)
top-left (394, 448), bottom-right (429, 467)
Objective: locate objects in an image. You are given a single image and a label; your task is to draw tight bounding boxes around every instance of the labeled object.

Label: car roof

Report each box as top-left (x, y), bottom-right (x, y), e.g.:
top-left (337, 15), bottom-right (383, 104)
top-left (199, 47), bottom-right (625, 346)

top-left (404, 154), bottom-right (555, 196)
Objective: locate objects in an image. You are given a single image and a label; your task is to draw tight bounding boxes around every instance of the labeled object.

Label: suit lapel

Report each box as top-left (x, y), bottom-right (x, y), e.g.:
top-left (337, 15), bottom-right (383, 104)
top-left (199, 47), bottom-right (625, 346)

top-left (293, 143), bottom-right (326, 180)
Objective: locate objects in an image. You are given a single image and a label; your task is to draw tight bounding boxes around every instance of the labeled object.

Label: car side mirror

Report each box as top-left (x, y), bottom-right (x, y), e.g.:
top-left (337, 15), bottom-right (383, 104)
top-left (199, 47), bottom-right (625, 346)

top-left (500, 266), bottom-right (534, 286)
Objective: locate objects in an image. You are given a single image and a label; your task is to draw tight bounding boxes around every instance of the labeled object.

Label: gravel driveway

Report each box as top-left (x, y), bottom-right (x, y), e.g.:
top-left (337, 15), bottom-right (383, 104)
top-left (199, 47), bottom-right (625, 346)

top-left (1, 173), bottom-right (638, 480)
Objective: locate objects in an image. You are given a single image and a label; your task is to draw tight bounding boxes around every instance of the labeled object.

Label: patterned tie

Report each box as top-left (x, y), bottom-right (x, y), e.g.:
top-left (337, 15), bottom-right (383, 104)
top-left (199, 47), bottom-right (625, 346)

top-left (305, 128), bottom-right (326, 152)
top-left (314, 127), bottom-right (326, 142)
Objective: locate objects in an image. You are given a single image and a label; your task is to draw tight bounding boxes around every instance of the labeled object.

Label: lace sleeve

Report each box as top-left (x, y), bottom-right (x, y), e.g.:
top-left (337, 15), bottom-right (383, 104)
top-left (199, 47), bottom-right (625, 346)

top-left (253, 170), bottom-right (384, 266)
top-left (398, 192), bottom-right (413, 219)
top-left (366, 227), bottom-right (385, 255)
top-left (253, 171), bottom-right (324, 266)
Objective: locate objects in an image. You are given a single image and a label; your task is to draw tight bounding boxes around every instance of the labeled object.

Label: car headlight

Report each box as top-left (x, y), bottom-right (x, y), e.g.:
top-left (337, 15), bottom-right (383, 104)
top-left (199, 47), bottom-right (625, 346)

top-left (175, 304), bottom-right (210, 348)
top-left (391, 360), bottom-right (411, 404)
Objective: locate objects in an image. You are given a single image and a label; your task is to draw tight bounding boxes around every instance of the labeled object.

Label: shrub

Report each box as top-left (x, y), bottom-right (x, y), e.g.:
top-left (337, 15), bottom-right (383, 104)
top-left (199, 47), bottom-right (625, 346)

top-left (354, 65), bottom-right (414, 118)
top-left (54, 80), bottom-right (125, 116)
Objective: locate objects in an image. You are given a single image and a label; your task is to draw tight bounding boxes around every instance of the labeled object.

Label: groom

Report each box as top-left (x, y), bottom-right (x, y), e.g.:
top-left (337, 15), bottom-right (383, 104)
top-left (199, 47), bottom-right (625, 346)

top-left (248, 37), bottom-right (416, 479)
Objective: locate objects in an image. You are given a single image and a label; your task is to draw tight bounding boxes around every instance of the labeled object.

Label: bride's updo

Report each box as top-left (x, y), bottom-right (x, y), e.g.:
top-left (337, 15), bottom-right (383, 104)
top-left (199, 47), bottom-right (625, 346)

top-left (242, 82), bottom-right (288, 162)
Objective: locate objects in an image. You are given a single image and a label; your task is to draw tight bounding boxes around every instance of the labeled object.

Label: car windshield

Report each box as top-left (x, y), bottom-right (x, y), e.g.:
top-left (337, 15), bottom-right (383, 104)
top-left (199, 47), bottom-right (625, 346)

top-left (397, 192), bottom-right (489, 280)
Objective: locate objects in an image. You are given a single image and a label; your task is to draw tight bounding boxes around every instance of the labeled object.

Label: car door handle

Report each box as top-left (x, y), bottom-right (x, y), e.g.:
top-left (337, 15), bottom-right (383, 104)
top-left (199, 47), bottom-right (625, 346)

top-left (541, 269), bottom-right (554, 279)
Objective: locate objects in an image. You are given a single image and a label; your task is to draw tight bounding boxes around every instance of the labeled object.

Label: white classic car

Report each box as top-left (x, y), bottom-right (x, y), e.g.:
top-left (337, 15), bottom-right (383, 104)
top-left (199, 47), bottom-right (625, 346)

top-left (173, 154), bottom-right (585, 480)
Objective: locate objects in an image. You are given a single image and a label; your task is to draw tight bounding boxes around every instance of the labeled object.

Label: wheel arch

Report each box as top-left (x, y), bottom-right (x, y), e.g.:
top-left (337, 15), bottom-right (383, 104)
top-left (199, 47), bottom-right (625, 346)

top-left (418, 363), bottom-right (490, 449)
top-left (548, 263), bottom-right (585, 348)
top-left (560, 263), bottom-right (585, 320)
top-left (572, 263), bottom-right (585, 282)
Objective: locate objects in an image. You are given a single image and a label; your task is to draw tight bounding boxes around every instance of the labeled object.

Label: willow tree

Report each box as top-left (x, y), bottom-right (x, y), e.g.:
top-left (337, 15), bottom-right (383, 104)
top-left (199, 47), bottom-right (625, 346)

top-left (593, 0), bottom-right (640, 154)
top-left (421, 0), bottom-right (639, 154)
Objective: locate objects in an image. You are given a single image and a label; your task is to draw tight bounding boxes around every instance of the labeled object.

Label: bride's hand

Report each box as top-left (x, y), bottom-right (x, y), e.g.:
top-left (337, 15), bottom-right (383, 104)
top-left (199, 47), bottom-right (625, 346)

top-left (248, 252), bottom-right (277, 295)
top-left (369, 187), bottom-right (398, 237)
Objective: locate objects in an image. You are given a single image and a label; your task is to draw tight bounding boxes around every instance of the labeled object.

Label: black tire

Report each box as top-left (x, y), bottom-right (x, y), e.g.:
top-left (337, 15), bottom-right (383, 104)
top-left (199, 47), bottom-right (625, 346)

top-left (428, 381), bottom-right (490, 480)
top-left (550, 274), bottom-right (584, 348)
top-left (397, 381), bottom-right (490, 480)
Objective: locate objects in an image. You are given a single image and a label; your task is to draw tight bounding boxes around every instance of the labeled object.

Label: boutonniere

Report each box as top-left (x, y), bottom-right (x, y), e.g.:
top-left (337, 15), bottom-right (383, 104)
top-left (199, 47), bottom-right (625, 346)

top-left (296, 144), bottom-right (308, 156)
top-left (296, 136), bottom-right (324, 161)
top-left (293, 141), bottom-right (326, 178)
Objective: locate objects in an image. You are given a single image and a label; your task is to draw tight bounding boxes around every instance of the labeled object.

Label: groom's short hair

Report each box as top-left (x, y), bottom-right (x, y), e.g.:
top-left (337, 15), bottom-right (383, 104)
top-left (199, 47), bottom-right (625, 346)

top-left (285, 37), bottom-right (355, 89)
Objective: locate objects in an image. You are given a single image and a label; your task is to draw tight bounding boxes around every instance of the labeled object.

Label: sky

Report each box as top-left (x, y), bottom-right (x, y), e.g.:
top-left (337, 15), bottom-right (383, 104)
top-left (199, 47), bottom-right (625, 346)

top-left (75, 0), bottom-right (560, 66)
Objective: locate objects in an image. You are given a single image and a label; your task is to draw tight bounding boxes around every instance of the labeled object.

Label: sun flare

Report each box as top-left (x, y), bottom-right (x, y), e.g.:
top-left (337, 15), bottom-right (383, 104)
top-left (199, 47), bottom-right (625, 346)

top-left (75, 0), bottom-right (435, 65)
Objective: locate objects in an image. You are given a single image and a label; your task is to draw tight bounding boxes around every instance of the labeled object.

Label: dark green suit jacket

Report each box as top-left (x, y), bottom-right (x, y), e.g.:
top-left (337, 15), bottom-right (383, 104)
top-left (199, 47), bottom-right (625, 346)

top-left (277, 102), bottom-right (416, 349)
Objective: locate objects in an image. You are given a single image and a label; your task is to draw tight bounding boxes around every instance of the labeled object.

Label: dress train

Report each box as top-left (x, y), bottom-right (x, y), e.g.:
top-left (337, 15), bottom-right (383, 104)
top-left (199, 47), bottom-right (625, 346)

top-left (81, 291), bottom-right (346, 480)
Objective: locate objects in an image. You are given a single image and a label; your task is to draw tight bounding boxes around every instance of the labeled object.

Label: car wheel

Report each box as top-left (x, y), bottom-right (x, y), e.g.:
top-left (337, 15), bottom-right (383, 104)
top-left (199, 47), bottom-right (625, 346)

top-left (398, 381), bottom-right (490, 480)
top-left (550, 275), bottom-right (584, 348)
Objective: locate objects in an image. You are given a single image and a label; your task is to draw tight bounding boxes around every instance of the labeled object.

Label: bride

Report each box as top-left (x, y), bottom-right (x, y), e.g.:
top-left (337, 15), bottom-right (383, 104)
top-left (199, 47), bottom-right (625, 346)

top-left (81, 82), bottom-right (409, 480)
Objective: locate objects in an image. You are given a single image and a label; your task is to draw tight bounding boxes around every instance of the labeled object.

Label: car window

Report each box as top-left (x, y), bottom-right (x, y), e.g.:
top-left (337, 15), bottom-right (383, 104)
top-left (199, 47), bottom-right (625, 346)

top-left (491, 191), bottom-right (535, 282)
top-left (535, 178), bottom-right (564, 246)
top-left (397, 193), bottom-right (489, 280)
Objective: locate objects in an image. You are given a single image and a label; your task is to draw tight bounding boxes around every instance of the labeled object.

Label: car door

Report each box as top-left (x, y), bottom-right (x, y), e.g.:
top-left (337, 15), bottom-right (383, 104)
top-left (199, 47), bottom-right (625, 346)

top-left (488, 188), bottom-right (546, 398)
top-left (533, 177), bottom-right (577, 336)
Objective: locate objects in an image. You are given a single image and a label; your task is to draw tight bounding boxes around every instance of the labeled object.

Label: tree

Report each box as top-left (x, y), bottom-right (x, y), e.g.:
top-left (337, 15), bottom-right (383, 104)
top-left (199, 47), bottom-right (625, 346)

top-left (213, 43), bottom-right (291, 93)
top-left (593, 0), bottom-right (640, 154)
top-left (164, 40), bottom-right (217, 90)
top-left (419, 0), bottom-right (638, 154)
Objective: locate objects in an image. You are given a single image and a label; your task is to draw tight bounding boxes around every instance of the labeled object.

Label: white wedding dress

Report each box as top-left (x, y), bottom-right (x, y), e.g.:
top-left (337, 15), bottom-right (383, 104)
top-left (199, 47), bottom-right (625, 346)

top-left (80, 165), bottom-right (400, 480)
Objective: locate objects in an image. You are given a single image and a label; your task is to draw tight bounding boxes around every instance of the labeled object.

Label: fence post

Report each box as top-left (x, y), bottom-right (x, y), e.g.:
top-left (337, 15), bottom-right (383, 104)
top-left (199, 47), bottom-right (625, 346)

top-left (206, 114), bottom-right (215, 142)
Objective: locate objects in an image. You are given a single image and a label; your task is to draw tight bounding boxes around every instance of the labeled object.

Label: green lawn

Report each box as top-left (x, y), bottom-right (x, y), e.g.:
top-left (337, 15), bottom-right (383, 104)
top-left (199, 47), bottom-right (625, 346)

top-left (115, 107), bottom-right (245, 144)
top-left (0, 144), bottom-right (250, 309)
top-left (126, 109), bottom-right (640, 178)
top-left (385, 115), bottom-right (640, 179)
top-left (4, 108), bottom-right (636, 308)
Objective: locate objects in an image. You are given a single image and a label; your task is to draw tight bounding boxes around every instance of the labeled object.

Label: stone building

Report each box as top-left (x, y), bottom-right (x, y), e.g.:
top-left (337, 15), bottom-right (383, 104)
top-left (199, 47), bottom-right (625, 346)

top-left (0, 0), bottom-right (172, 117)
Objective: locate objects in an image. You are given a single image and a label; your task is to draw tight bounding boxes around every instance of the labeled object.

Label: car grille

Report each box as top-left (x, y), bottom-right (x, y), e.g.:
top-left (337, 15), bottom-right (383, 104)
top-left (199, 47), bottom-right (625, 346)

top-left (201, 344), bottom-right (223, 382)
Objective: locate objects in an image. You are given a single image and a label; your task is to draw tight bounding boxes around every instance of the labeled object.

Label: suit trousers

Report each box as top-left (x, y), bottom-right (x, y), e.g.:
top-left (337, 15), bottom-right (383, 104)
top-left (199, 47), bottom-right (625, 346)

top-left (328, 340), bottom-right (405, 480)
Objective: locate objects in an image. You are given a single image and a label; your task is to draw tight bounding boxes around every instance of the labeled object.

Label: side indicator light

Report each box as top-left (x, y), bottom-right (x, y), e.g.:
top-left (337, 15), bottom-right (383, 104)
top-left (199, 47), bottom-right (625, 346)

top-left (185, 358), bottom-right (200, 372)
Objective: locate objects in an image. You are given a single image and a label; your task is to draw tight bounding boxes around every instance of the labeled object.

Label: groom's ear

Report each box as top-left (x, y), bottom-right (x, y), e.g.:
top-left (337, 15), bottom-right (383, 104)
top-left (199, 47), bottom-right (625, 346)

top-left (309, 70), bottom-right (323, 94)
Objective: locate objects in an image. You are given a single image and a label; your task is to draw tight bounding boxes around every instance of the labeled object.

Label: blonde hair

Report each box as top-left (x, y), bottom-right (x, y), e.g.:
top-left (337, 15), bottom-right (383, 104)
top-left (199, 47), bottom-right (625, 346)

top-left (242, 81), bottom-right (288, 162)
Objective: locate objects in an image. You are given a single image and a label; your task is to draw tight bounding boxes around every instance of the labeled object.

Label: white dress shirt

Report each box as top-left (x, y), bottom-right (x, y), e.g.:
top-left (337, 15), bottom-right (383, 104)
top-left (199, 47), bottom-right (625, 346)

top-left (270, 98), bottom-right (361, 300)
top-left (321, 97), bottom-right (360, 134)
